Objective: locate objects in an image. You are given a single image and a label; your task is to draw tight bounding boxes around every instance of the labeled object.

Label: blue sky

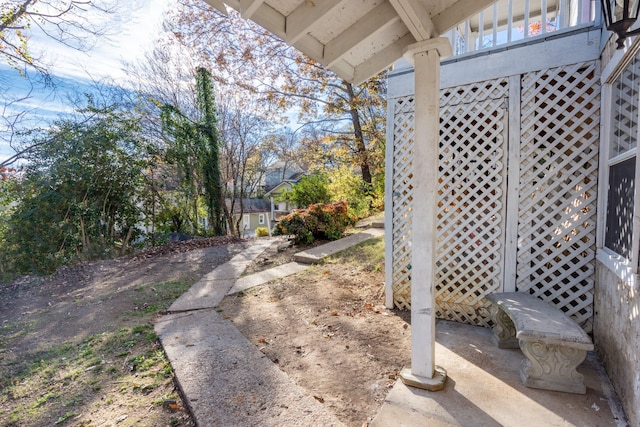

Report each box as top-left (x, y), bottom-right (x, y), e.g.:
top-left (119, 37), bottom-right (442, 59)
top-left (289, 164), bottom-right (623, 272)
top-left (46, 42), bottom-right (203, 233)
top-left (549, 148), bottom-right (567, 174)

top-left (0, 0), bottom-right (174, 163)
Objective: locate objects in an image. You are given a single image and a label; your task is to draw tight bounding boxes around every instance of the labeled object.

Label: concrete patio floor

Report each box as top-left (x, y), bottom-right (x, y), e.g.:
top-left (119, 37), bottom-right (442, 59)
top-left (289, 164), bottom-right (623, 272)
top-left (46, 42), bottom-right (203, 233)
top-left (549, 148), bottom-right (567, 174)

top-left (372, 320), bottom-right (629, 427)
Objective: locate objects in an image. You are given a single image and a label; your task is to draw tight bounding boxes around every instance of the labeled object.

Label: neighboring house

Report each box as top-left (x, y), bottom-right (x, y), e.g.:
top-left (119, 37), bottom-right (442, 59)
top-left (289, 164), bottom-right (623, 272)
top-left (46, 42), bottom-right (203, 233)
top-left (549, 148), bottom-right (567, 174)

top-left (209, 1), bottom-right (640, 424)
top-left (229, 173), bottom-right (306, 235)
top-left (264, 175), bottom-right (305, 219)
top-left (263, 161), bottom-right (304, 193)
top-left (227, 198), bottom-right (271, 236)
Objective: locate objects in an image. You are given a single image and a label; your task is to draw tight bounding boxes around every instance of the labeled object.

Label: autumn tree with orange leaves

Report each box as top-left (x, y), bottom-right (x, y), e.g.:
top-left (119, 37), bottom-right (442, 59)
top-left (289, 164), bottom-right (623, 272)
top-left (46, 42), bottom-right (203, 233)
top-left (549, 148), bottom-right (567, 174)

top-left (168, 1), bottom-right (386, 194)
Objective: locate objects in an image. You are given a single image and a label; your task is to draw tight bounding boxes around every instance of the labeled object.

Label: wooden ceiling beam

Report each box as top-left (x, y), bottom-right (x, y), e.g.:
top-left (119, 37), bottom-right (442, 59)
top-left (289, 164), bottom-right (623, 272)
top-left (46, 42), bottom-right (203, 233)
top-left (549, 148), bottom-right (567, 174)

top-left (432, 0), bottom-right (498, 34)
top-left (322, 2), bottom-right (400, 68)
top-left (352, 32), bottom-right (415, 85)
top-left (295, 35), bottom-right (355, 82)
top-left (285, 0), bottom-right (346, 45)
top-left (388, 0), bottom-right (437, 41)
top-left (239, 0), bottom-right (263, 19)
top-left (202, 0), bottom-right (229, 15)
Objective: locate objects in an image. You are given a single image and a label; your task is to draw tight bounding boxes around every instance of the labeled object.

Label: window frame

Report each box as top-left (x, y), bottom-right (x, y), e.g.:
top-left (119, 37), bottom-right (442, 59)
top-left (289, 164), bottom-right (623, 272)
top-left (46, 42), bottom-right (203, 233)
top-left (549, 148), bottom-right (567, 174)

top-left (598, 49), bottom-right (640, 285)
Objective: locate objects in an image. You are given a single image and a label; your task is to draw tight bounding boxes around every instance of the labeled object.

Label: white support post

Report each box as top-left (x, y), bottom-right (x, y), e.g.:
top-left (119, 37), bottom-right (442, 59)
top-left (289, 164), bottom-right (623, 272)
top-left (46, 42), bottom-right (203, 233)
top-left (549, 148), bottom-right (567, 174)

top-left (541, 0), bottom-right (548, 34)
top-left (464, 20), bottom-right (470, 53)
top-left (507, 0), bottom-right (514, 43)
top-left (492, 3), bottom-right (498, 46)
top-left (503, 75), bottom-right (521, 292)
top-left (524, 0), bottom-right (530, 38)
top-left (399, 37), bottom-right (451, 392)
top-left (478, 11), bottom-right (484, 50)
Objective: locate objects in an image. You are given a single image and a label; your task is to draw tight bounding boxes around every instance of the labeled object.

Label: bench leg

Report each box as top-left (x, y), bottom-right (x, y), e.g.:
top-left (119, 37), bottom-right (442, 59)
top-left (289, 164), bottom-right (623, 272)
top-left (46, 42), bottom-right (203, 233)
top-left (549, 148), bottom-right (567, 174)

top-left (519, 340), bottom-right (587, 394)
top-left (489, 305), bottom-right (519, 349)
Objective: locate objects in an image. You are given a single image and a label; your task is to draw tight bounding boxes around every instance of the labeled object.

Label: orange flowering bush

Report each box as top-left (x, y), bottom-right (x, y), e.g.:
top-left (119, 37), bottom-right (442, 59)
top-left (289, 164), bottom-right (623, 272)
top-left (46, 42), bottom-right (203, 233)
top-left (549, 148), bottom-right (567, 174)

top-left (274, 201), bottom-right (354, 244)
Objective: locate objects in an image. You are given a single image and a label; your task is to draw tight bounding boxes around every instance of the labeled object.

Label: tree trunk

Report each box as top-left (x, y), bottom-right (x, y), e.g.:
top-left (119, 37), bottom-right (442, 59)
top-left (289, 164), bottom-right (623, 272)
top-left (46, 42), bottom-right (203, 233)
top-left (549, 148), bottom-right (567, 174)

top-left (345, 82), bottom-right (372, 186)
top-left (223, 200), bottom-right (234, 234)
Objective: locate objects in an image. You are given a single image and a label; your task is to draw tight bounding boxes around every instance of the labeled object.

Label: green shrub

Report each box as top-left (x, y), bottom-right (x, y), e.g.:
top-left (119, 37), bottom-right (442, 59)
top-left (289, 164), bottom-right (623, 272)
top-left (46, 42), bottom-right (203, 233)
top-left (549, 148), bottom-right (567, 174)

top-left (279, 173), bottom-right (331, 208)
top-left (274, 201), bottom-right (354, 244)
top-left (327, 166), bottom-right (384, 219)
top-left (255, 227), bottom-right (269, 237)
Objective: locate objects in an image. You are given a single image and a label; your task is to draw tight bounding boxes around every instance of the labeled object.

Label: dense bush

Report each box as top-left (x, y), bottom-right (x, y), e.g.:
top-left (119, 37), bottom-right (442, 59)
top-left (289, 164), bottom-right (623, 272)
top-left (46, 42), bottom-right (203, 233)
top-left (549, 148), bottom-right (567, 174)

top-left (281, 168), bottom-right (384, 221)
top-left (0, 103), bottom-right (149, 276)
top-left (274, 201), bottom-right (354, 244)
top-left (279, 173), bottom-right (331, 209)
top-left (255, 227), bottom-right (269, 237)
top-left (327, 166), bottom-right (384, 219)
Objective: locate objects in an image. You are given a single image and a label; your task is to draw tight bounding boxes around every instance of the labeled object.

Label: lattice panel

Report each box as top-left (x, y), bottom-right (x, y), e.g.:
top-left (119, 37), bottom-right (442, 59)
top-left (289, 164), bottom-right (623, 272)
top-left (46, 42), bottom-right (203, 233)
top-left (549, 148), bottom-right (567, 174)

top-left (435, 98), bottom-right (508, 327)
top-left (390, 96), bottom-right (415, 310)
top-left (518, 61), bottom-right (600, 332)
top-left (390, 78), bottom-right (510, 321)
top-left (440, 78), bottom-right (509, 107)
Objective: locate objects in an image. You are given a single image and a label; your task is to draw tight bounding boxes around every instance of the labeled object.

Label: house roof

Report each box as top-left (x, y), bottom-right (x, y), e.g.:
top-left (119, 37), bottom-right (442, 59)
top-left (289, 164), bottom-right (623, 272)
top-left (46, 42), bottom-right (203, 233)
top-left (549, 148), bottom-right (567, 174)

top-left (226, 198), bottom-right (271, 213)
top-left (265, 180), bottom-right (295, 197)
top-left (205, 0), bottom-right (498, 84)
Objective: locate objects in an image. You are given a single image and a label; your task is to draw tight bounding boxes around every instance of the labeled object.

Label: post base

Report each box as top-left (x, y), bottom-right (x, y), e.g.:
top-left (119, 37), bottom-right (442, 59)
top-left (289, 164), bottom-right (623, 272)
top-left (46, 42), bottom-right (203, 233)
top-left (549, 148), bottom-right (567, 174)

top-left (399, 366), bottom-right (447, 391)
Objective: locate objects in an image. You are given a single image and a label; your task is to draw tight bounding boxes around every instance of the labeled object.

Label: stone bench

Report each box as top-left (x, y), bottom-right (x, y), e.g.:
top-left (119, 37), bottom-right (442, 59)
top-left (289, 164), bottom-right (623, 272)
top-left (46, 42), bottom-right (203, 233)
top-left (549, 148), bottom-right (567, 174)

top-left (485, 292), bottom-right (594, 394)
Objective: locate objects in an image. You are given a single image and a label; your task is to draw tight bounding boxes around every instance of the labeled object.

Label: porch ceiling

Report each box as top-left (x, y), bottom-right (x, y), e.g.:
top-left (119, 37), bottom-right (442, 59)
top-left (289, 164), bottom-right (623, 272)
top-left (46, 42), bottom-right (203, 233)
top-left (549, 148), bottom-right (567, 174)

top-left (204, 0), bottom-right (498, 84)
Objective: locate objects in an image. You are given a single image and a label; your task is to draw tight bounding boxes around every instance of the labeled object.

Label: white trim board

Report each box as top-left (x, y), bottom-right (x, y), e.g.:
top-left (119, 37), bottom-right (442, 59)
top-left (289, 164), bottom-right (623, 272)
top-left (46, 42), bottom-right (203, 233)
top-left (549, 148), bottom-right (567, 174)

top-left (389, 27), bottom-right (602, 99)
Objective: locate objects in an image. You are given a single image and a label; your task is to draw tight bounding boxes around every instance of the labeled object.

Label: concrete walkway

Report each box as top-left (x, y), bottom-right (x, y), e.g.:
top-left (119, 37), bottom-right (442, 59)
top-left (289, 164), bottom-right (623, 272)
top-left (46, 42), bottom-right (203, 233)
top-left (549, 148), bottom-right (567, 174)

top-left (155, 230), bottom-right (384, 426)
top-left (155, 309), bottom-right (344, 426)
top-left (167, 239), bottom-right (275, 312)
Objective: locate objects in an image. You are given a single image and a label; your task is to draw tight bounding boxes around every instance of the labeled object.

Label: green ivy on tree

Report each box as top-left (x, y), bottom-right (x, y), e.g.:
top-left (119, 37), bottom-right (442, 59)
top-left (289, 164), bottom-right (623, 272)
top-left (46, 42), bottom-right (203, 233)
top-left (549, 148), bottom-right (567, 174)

top-left (160, 67), bottom-right (224, 235)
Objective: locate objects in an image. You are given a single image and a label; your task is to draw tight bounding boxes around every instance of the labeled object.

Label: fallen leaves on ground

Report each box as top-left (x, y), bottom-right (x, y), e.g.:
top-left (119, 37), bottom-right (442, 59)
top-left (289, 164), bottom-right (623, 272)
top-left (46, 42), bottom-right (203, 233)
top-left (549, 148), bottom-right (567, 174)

top-left (131, 235), bottom-right (243, 260)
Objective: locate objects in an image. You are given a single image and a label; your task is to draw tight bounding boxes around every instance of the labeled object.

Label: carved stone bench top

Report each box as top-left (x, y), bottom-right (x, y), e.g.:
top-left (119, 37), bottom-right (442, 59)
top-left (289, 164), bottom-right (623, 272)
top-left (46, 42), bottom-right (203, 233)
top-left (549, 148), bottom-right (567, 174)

top-left (486, 292), bottom-right (593, 350)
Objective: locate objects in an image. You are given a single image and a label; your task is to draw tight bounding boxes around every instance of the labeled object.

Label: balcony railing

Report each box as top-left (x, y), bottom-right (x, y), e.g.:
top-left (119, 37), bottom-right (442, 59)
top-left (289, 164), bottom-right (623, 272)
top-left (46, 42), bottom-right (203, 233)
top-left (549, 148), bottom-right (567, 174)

top-left (447, 0), bottom-right (599, 56)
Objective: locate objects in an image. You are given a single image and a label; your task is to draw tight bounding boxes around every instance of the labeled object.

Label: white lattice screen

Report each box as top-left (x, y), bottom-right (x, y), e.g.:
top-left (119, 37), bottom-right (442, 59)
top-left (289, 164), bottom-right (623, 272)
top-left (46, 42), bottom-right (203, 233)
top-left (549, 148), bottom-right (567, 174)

top-left (436, 97), bottom-right (508, 327)
top-left (517, 62), bottom-right (600, 332)
top-left (389, 62), bottom-right (600, 331)
top-left (390, 96), bottom-right (415, 310)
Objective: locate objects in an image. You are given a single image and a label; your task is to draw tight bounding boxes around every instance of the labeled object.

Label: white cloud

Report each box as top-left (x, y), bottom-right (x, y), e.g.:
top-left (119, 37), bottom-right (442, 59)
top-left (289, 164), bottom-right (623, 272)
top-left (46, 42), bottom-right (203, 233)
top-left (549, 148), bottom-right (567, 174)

top-left (0, 0), bottom-right (176, 163)
top-left (30, 0), bottom-right (175, 83)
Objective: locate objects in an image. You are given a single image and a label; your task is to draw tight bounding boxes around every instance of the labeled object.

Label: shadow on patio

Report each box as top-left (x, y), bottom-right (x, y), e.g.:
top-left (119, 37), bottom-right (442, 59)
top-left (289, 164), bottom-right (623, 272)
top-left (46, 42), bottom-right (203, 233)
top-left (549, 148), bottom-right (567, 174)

top-left (372, 320), bottom-right (628, 427)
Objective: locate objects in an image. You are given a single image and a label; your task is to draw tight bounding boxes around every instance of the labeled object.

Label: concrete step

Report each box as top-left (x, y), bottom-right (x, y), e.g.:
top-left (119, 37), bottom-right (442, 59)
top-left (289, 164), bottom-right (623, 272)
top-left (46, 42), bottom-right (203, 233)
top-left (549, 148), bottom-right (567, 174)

top-left (227, 262), bottom-right (309, 295)
top-left (372, 219), bottom-right (384, 228)
top-left (294, 228), bottom-right (384, 264)
top-left (167, 238), bottom-right (276, 312)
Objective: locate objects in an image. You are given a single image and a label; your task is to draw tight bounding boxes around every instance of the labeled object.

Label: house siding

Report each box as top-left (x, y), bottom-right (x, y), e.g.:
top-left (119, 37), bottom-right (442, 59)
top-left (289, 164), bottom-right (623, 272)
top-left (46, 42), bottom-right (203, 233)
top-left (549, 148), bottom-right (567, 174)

top-left (232, 212), bottom-right (271, 234)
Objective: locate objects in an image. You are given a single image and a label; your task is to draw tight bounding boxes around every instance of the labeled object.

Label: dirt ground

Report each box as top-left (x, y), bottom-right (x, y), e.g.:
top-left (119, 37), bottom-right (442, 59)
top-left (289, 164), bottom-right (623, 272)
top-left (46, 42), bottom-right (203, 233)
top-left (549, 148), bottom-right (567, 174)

top-left (0, 236), bottom-right (247, 426)
top-left (1, 234), bottom-right (412, 427)
top-left (219, 236), bottom-right (412, 426)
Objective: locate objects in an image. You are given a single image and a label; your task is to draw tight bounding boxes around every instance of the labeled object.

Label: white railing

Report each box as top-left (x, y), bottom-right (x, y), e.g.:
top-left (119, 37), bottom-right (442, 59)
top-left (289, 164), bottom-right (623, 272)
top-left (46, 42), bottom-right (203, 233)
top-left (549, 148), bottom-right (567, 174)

top-left (448, 0), bottom-right (599, 56)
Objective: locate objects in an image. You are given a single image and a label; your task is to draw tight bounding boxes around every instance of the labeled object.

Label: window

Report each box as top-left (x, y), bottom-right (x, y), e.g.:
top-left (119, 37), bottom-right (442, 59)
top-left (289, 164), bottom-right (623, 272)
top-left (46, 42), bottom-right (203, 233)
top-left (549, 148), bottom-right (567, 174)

top-left (259, 214), bottom-right (265, 225)
top-left (243, 214), bottom-right (250, 229)
top-left (604, 54), bottom-right (640, 265)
